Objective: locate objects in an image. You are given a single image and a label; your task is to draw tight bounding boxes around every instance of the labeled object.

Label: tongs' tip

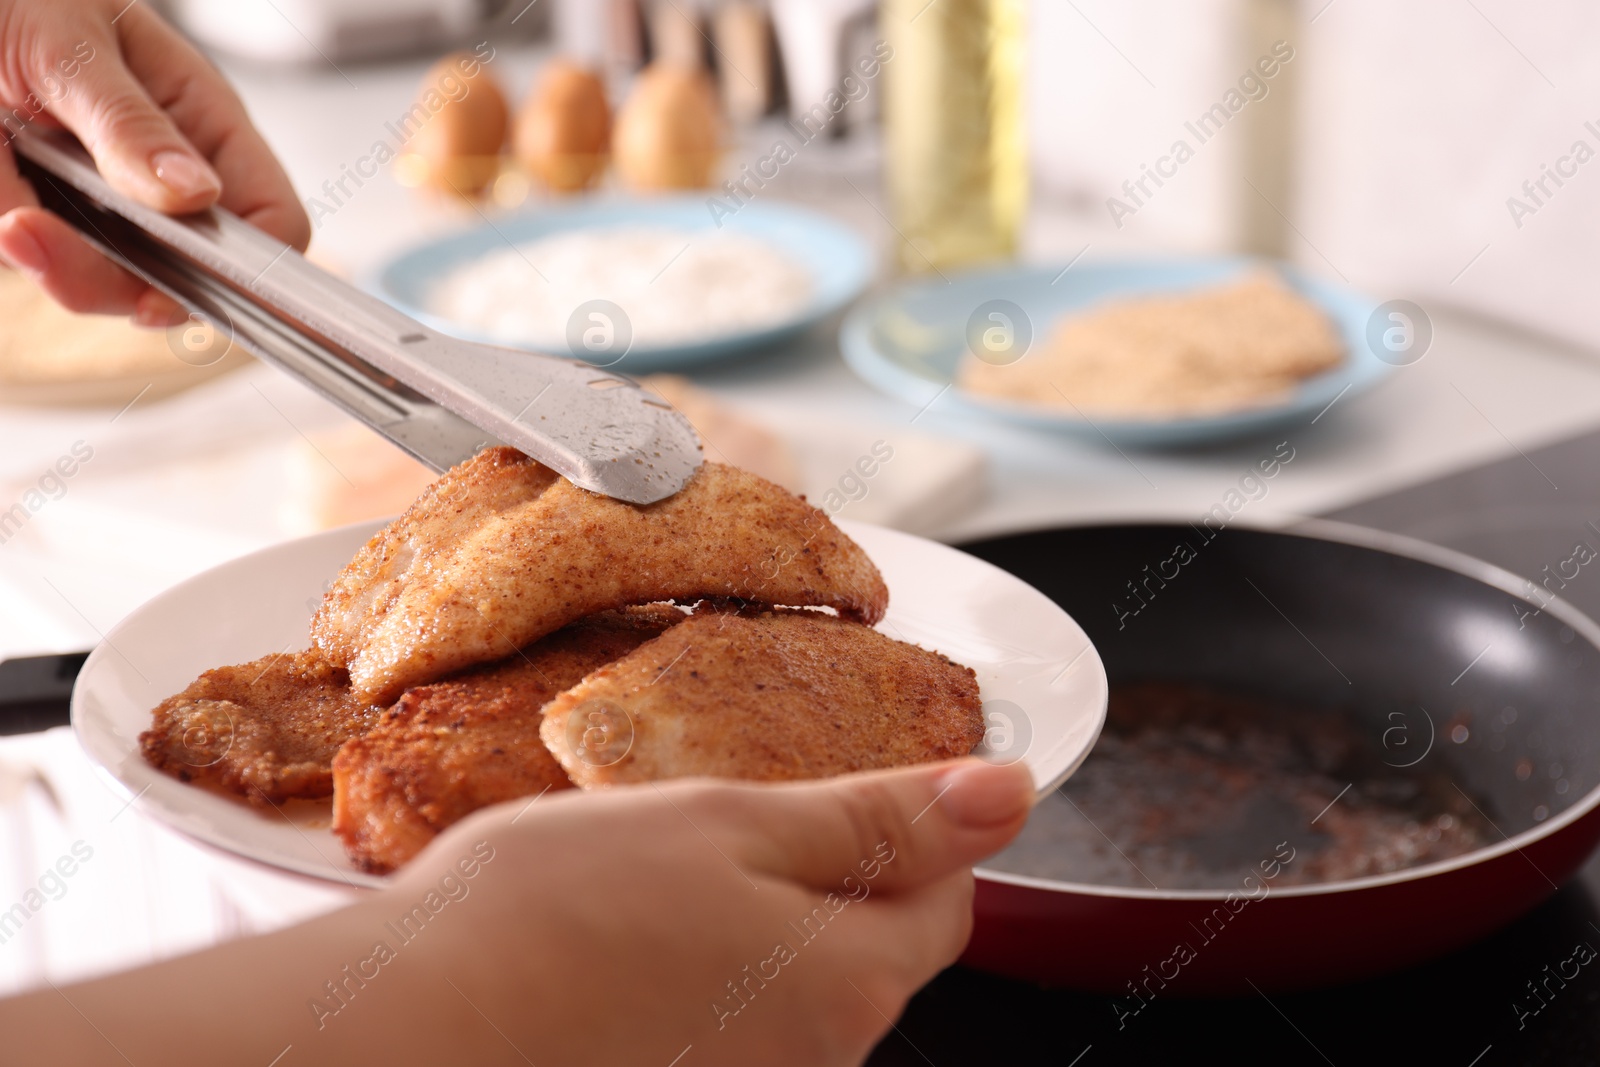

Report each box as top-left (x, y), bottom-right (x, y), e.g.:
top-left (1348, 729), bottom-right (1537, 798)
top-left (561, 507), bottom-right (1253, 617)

top-left (560, 444), bottom-right (706, 505)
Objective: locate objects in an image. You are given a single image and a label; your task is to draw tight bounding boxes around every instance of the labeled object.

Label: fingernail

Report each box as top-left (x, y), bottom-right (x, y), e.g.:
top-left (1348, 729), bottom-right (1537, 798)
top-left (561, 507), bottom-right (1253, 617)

top-left (150, 149), bottom-right (221, 201)
top-left (132, 294), bottom-right (171, 330)
top-left (0, 219), bottom-right (48, 275)
top-left (936, 761), bottom-right (1034, 829)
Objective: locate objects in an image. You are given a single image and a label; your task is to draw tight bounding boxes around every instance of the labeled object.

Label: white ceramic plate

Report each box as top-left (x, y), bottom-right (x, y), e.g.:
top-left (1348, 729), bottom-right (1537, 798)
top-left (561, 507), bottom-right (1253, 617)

top-left (72, 519), bottom-right (1107, 886)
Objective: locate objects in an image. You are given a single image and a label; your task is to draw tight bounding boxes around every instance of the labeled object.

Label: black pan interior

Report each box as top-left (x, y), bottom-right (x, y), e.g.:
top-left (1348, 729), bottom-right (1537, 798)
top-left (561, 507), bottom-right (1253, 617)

top-left (959, 523), bottom-right (1600, 888)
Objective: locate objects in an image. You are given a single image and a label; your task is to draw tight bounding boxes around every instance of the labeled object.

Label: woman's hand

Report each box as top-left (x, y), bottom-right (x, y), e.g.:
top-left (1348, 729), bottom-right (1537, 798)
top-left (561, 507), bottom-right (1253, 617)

top-left (0, 0), bottom-right (307, 324)
top-left (394, 758), bottom-right (1034, 1065)
top-left (0, 759), bottom-right (1034, 1066)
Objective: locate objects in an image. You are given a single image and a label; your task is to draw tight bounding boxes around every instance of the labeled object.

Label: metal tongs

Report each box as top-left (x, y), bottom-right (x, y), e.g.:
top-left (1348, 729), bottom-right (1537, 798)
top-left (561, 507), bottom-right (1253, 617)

top-left (11, 128), bottom-right (702, 504)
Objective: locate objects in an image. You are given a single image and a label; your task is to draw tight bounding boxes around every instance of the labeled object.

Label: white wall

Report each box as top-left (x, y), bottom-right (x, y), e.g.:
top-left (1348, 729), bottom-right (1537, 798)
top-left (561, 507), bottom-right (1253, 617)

top-left (1026, 0), bottom-right (1282, 254)
top-left (1295, 0), bottom-right (1600, 351)
top-left (1027, 0), bottom-right (1600, 351)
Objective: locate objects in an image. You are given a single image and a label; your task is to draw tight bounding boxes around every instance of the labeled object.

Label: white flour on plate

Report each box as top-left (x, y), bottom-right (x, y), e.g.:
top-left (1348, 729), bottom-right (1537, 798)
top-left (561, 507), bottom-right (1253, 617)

top-left (429, 226), bottom-right (813, 349)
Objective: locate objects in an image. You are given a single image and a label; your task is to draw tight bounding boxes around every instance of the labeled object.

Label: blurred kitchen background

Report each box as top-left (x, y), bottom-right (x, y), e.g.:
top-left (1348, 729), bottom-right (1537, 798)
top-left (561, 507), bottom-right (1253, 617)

top-left (2, 0), bottom-right (1596, 654)
top-left (1, 0), bottom-right (1599, 1004)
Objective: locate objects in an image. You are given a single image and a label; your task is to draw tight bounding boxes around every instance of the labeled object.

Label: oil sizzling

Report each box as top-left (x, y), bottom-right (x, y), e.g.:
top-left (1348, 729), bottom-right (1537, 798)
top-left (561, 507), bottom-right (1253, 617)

top-left (993, 682), bottom-right (1494, 890)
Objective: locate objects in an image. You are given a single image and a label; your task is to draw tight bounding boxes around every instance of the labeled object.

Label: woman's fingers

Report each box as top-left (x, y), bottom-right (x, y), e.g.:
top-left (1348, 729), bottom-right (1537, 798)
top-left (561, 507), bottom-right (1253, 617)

top-left (39, 20), bottom-right (221, 214)
top-left (788, 872), bottom-right (977, 1056)
top-left (0, 12), bottom-right (218, 313)
top-left (0, 205), bottom-right (147, 313)
top-left (0, 202), bottom-right (186, 324)
top-left (850, 869), bottom-right (977, 983)
top-left (132, 288), bottom-right (184, 329)
top-left (710, 759), bottom-right (1036, 897)
top-left (0, 5), bottom-right (310, 316)
top-left (398, 765), bottom-right (1030, 1067)
top-left (114, 7), bottom-right (309, 249)
top-left (0, 138), bottom-right (149, 314)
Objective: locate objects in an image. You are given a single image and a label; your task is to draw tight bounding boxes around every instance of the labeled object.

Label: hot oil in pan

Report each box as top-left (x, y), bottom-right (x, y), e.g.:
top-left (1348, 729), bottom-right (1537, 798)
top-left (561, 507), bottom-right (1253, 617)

top-left (993, 682), bottom-right (1496, 890)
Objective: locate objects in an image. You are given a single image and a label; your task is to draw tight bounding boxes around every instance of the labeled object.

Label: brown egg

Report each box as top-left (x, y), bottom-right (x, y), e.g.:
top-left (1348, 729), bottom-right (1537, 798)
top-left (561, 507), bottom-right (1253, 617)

top-left (407, 52), bottom-right (509, 196)
top-left (514, 61), bottom-right (611, 193)
top-left (613, 63), bottom-right (721, 191)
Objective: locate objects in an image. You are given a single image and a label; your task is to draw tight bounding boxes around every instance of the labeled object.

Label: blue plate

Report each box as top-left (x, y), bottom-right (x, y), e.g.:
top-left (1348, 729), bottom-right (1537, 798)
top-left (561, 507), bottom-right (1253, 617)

top-left (375, 197), bottom-right (873, 373)
top-left (839, 258), bottom-right (1397, 447)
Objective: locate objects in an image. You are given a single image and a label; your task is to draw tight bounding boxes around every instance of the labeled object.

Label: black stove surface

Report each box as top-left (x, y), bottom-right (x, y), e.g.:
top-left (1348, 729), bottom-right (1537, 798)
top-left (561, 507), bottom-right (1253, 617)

top-left (871, 428), bottom-right (1600, 1067)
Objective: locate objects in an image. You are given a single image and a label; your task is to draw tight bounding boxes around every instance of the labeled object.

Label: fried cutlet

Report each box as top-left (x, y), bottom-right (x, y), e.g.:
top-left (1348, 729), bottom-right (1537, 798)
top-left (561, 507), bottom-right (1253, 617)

top-left (312, 446), bottom-right (559, 667)
top-left (539, 610), bottom-right (984, 789)
top-left (332, 606), bottom-right (685, 872)
top-left (317, 455), bottom-right (889, 703)
top-left (139, 649), bottom-right (383, 805)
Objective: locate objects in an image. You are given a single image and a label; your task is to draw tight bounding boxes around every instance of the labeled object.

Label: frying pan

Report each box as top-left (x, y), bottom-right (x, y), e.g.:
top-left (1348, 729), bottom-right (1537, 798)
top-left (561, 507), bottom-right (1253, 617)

top-left (956, 519), bottom-right (1600, 995)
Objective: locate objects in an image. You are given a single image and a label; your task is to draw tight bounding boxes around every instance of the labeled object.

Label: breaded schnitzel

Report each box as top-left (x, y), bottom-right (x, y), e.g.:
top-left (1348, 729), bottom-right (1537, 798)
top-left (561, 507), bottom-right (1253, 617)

top-left (140, 649), bottom-right (383, 805)
top-left (140, 448), bottom-right (992, 877)
top-left (539, 609), bottom-right (983, 789)
top-left (333, 606), bottom-right (684, 872)
top-left (317, 453), bottom-right (888, 703)
top-left (313, 446), bottom-right (558, 668)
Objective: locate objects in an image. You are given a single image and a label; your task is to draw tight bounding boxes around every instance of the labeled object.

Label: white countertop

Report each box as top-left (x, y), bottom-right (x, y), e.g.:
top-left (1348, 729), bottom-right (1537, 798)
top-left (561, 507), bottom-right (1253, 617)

top-left (3, 43), bottom-right (1600, 654)
top-left (223, 44), bottom-right (1600, 518)
top-left (0, 39), bottom-right (1596, 647)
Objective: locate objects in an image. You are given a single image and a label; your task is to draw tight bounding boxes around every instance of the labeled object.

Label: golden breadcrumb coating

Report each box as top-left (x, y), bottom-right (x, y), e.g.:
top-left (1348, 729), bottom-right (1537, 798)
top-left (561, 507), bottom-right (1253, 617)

top-left (312, 446), bottom-right (558, 667)
top-left (540, 609), bottom-right (983, 789)
top-left (139, 649), bottom-right (382, 805)
top-left (317, 450), bottom-right (887, 703)
top-left (332, 607), bottom-right (684, 872)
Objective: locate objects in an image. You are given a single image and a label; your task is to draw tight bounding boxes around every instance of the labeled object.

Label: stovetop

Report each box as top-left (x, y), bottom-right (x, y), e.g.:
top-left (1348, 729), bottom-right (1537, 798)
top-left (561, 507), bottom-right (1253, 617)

top-left (871, 427), bottom-right (1600, 1067)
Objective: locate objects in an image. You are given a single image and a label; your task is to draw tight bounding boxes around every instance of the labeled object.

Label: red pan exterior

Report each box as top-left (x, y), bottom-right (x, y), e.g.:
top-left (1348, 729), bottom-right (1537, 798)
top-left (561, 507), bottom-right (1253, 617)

top-left (963, 802), bottom-right (1600, 995)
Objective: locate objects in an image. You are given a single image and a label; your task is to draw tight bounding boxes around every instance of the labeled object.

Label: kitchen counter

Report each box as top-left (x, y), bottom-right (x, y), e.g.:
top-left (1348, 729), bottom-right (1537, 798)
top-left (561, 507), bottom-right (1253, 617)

top-left (5, 43), bottom-right (1600, 657)
top-left (4, 39), bottom-right (1600, 1057)
top-left (222, 43), bottom-right (1600, 545)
